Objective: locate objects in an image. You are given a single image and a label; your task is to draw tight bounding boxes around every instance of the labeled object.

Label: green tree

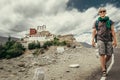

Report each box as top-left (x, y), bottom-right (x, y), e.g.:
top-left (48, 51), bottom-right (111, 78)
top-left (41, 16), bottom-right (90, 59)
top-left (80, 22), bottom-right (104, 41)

top-left (59, 41), bottom-right (67, 46)
top-left (8, 35), bottom-right (11, 42)
top-left (28, 42), bottom-right (41, 50)
top-left (5, 40), bottom-right (15, 50)
top-left (42, 37), bottom-right (67, 48)
top-left (0, 36), bottom-right (25, 59)
top-left (28, 42), bottom-right (36, 50)
top-left (42, 41), bottom-right (53, 49)
top-left (53, 37), bottom-right (60, 46)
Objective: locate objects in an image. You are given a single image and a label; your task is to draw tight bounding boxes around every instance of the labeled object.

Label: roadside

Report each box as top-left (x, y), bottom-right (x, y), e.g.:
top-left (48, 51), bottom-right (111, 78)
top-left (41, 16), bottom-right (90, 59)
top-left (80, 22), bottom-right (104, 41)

top-left (106, 48), bottom-right (120, 80)
top-left (0, 46), bottom-right (101, 80)
top-left (90, 48), bottom-right (120, 80)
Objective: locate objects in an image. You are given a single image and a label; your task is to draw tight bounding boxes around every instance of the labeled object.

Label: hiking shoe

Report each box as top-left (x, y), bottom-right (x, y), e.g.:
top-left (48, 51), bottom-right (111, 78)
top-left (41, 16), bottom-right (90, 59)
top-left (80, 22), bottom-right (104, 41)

top-left (102, 71), bottom-right (107, 77)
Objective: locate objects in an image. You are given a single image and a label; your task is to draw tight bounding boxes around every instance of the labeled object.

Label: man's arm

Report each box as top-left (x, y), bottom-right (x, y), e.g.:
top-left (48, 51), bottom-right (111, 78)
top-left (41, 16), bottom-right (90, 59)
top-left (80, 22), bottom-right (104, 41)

top-left (111, 25), bottom-right (117, 47)
top-left (92, 28), bottom-right (97, 47)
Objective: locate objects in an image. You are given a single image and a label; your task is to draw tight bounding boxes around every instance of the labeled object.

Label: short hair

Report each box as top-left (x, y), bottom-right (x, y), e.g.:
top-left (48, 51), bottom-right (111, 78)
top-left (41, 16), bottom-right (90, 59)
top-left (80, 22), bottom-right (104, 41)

top-left (98, 7), bottom-right (106, 13)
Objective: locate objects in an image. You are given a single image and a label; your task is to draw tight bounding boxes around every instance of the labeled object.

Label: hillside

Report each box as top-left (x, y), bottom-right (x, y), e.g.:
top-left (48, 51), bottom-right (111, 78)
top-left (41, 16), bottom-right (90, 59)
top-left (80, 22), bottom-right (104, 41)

top-left (0, 46), bottom-right (100, 80)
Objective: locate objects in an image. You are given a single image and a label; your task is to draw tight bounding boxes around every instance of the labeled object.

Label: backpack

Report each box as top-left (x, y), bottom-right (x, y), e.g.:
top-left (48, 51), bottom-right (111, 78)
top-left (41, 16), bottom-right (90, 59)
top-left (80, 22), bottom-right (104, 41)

top-left (94, 20), bottom-right (112, 43)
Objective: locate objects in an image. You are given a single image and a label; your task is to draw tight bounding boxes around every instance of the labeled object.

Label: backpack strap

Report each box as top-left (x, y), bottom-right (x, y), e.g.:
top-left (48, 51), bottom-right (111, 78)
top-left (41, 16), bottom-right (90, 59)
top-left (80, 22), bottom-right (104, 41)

top-left (95, 20), bottom-right (99, 31)
top-left (108, 20), bottom-right (112, 30)
top-left (95, 20), bottom-right (112, 31)
top-left (94, 20), bottom-right (99, 43)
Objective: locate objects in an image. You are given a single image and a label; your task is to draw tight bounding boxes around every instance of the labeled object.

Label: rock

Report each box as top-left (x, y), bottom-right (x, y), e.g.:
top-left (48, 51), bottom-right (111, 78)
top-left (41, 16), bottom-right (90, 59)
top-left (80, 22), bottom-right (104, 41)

top-left (66, 70), bottom-right (70, 73)
top-left (24, 75), bottom-right (29, 78)
top-left (13, 72), bottom-right (17, 75)
top-left (10, 74), bottom-right (15, 77)
top-left (69, 64), bottom-right (80, 68)
top-left (33, 68), bottom-right (45, 80)
top-left (1, 75), bottom-right (8, 78)
top-left (71, 45), bottom-right (76, 48)
top-left (0, 67), bottom-right (4, 70)
top-left (60, 76), bottom-right (63, 79)
top-left (51, 78), bottom-right (55, 80)
top-left (57, 47), bottom-right (65, 53)
top-left (52, 59), bottom-right (56, 63)
top-left (32, 62), bottom-right (39, 66)
top-left (18, 68), bottom-right (26, 72)
top-left (7, 69), bottom-right (12, 72)
top-left (18, 63), bottom-right (26, 68)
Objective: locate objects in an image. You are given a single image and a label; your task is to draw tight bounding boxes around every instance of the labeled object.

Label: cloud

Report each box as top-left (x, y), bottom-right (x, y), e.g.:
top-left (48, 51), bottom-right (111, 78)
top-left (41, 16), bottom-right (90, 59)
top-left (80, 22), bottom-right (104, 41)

top-left (0, 0), bottom-right (120, 43)
top-left (0, 0), bottom-right (69, 37)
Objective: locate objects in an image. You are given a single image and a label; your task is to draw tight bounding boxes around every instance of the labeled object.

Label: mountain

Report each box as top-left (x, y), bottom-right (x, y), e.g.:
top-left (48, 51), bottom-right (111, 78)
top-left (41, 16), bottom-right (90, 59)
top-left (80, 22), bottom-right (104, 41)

top-left (0, 36), bottom-right (19, 44)
top-left (80, 42), bottom-right (92, 48)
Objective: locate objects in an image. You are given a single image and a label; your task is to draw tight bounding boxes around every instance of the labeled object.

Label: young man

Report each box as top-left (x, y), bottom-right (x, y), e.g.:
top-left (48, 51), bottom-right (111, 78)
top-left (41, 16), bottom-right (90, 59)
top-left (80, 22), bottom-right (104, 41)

top-left (92, 7), bottom-right (117, 76)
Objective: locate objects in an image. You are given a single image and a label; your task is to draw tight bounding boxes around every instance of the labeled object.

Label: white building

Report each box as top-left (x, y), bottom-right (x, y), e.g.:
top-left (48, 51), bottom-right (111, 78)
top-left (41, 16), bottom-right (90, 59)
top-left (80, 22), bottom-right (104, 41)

top-left (24, 25), bottom-right (54, 43)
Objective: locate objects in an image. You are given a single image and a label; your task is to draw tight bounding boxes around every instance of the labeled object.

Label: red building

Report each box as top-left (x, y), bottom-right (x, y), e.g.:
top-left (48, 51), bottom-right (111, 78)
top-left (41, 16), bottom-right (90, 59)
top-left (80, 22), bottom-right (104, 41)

top-left (30, 28), bottom-right (37, 35)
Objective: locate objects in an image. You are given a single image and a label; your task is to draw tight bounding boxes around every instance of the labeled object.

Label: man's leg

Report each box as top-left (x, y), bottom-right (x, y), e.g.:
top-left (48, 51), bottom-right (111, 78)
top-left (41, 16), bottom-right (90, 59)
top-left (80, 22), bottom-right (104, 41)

top-left (97, 40), bottom-right (106, 71)
top-left (105, 41), bottom-right (113, 64)
top-left (105, 55), bottom-right (111, 64)
top-left (97, 40), bottom-right (107, 76)
top-left (100, 54), bottom-right (106, 71)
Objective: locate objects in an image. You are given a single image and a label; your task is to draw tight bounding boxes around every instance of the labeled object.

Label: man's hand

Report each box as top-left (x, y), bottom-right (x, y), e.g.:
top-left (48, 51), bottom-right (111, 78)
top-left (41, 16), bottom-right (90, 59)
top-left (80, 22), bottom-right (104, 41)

top-left (111, 25), bottom-right (117, 47)
top-left (92, 41), bottom-right (96, 47)
top-left (112, 41), bottom-right (117, 47)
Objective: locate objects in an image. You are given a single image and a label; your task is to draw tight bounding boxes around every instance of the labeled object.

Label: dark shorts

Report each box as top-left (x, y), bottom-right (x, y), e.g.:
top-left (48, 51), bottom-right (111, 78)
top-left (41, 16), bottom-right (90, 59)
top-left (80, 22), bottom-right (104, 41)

top-left (97, 40), bottom-right (113, 55)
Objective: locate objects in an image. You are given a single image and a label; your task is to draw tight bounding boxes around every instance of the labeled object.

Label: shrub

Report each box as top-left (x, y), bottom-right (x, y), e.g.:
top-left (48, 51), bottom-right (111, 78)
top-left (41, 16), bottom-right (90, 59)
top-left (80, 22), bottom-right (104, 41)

top-left (0, 36), bottom-right (25, 59)
top-left (53, 37), bottom-right (59, 46)
top-left (42, 41), bottom-right (53, 49)
top-left (28, 42), bottom-right (36, 50)
top-left (42, 37), bottom-right (67, 49)
top-left (59, 41), bottom-right (67, 46)
top-left (5, 48), bottom-right (23, 59)
top-left (28, 42), bottom-right (41, 50)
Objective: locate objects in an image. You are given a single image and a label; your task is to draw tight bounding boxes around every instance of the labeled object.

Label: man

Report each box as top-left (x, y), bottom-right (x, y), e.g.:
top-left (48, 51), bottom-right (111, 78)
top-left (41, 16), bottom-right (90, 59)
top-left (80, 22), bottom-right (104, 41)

top-left (92, 7), bottom-right (117, 76)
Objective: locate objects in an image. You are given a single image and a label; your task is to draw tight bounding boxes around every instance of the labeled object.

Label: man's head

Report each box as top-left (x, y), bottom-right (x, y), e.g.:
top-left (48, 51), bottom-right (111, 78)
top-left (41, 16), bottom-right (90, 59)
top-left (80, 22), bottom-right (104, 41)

top-left (98, 7), bottom-right (106, 18)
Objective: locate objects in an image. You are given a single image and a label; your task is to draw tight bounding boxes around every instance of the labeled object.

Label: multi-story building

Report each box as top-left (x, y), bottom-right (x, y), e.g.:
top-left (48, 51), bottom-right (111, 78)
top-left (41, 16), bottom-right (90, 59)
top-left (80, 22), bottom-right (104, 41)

top-left (24, 25), bottom-right (54, 43)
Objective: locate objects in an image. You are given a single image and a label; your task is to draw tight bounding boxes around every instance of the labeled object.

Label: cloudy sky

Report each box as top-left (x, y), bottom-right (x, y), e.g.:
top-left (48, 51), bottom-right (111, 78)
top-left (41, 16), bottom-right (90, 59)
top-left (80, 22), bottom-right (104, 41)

top-left (0, 0), bottom-right (120, 44)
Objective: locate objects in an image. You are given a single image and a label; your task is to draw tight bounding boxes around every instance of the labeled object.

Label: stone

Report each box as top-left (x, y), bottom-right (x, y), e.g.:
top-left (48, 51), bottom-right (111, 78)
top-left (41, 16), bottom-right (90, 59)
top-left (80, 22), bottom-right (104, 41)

top-left (7, 69), bottom-right (12, 72)
top-left (33, 68), bottom-right (45, 80)
top-left (57, 47), bottom-right (65, 53)
top-left (18, 68), bottom-right (26, 72)
top-left (32, 62), bottom-right (39, 66)
top-left (69, 64), bottom-right (80, 68)
top-left (18, 63), bottom-right (26, 68)
top-left (13, 73), bottom-right (17, 75)
top-left (66, 70), bottom-right (70, 73)
top-left (0, 67), bottom-right (4, 70)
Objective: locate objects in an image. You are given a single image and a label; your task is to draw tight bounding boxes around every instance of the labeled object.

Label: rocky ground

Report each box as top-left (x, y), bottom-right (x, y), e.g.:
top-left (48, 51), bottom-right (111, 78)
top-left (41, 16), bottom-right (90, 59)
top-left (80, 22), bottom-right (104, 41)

top-left (0, 46), bottom-right (101, 80)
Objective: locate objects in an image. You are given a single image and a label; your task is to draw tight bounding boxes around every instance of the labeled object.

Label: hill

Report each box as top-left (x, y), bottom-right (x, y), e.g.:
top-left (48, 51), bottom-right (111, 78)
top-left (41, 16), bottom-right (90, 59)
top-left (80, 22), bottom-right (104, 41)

top-left (0, 46), bottom-right (100, 80)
